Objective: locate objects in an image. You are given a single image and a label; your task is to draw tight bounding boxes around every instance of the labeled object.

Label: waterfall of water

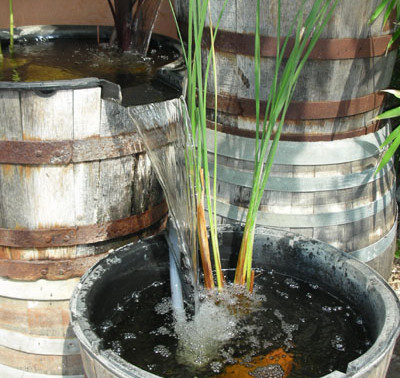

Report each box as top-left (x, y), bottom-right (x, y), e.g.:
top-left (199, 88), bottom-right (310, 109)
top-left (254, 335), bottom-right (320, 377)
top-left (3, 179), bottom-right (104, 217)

top-left (128, 97), bottom-right (199, 312)
top-left (110, 0), bottom-right (163, 55)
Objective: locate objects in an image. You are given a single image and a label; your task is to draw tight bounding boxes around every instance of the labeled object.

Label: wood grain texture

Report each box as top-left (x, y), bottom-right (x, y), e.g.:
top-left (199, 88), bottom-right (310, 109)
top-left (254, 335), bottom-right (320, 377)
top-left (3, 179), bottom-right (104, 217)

top-left (0, 84), bottom-right (167, 378)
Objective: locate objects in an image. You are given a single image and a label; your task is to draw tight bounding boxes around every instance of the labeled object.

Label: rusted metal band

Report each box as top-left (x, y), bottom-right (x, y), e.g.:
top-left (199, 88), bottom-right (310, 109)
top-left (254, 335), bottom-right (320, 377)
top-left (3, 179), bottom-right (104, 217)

top-left (203, 28), bottom-right (396, 59)
top-left (207, 92), bottom-right (385, 120)
top-left (0, 252), bottom-right (109, 281)
top-left (0, 200), bottom-right (168, 248)
top-left (207, 120), bottom-right (382, 142)
top-left (0, 217), bottom-right (167, 281)
top-left (0, 133), bottom-right (145, 165)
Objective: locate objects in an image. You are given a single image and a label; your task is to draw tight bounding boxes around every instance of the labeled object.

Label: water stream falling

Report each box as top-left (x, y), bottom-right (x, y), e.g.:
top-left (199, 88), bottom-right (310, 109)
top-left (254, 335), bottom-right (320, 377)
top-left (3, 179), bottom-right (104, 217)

top-left (110, 0), bottom-right (163, 55)
top-left (128, 98), bottom-right (199, 313)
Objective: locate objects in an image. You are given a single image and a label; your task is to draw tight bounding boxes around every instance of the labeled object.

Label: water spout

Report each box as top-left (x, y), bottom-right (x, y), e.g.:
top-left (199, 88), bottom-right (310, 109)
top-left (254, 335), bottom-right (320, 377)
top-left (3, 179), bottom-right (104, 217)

top-left (108, 0), bottom-right (163, 55)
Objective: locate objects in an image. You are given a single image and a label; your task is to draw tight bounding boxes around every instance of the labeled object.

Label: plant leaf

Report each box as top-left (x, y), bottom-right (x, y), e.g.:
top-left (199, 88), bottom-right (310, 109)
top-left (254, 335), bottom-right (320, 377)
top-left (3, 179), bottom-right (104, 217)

top-left (375, 106), bottom-right (400, 120)
top-left (382, 89), bottom-right (400, 98)
top-left (369, 0), bottom-right (391, 24)
top-left (376, 128), bottom-right (400, 172)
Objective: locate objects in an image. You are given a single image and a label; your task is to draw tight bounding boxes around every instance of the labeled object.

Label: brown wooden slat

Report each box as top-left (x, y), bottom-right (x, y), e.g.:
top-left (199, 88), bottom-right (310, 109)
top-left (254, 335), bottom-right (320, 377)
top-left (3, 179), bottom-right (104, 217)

top-left (0, 297), bottom-right (71, 337)
top-left (0, 345), bottom-right (82, 376)
top-left (0, 200), bottom-right (168, 248)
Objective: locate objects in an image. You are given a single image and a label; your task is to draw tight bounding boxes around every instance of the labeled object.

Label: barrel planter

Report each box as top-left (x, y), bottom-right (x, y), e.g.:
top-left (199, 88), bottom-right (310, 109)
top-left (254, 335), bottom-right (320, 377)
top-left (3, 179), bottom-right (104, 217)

top-left (174, 0), bottom-right (398, 278)
top-left (0, 26), bottom-right (184, 377)
top-left (70, 224), bottom-right (400, 377)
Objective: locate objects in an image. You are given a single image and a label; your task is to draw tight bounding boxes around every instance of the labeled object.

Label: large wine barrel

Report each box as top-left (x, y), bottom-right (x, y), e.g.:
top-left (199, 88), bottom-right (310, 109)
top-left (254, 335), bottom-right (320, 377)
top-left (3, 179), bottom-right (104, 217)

top-left (175, 0), bottom-right (398, 278)
top-left (0, 26), bottom-right (183, 377)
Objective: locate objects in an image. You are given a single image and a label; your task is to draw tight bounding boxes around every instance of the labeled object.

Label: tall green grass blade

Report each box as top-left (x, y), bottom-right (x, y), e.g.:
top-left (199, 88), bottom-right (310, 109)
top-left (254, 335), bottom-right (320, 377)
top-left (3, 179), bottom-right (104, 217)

top-left (9, 0), bottom-right (14, 56)
top-left (369, 0), bottom-right (391, 24)
top-left (375, 106), bottom-right (400, 120)
top-left (384, 0), bottom-right (397, 26)
top-left (380, 124), bottom-right (400, 148)
top-left (376, 128), bottom-right (400, 172)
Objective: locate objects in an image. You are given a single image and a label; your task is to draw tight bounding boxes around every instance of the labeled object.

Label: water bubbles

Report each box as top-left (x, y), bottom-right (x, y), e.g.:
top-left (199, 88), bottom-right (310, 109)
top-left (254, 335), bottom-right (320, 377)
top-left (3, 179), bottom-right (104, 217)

top-left (154, 297), bottom-right (171, 315)
top-left (154, 345), bottom-right (171, 358)
top-left (98, 320), bottom-right (114, 335)
top-left (123, 332), bottom-right (136, 340)
top-left (250, 364), bottom-right (285, 378)
top-left (284, 277), bottom-right (300, 289)
top-left (331, 335), bottom-right (346, 352)
top-left (322, 305), bottom-right (333, 313)
top-left (111, 340), bottom-right (123, 355)
top-left (210, 361), bottom-right (223, 373)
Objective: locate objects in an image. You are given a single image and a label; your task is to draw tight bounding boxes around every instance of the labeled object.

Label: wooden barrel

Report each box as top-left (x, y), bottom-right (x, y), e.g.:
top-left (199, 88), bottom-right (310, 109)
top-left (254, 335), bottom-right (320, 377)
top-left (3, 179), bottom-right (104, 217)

top-left (0, 79), bottom-right (170, 377)
top-left (0, 22), bottom-right (186, 375)
top-left (175, 0), bottom-right (398, 278)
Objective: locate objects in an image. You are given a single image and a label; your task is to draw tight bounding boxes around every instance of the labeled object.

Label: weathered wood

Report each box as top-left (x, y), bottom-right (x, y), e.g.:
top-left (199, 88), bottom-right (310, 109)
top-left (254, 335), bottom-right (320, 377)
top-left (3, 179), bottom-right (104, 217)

top-left (0, 83), bottom-right (167, 378)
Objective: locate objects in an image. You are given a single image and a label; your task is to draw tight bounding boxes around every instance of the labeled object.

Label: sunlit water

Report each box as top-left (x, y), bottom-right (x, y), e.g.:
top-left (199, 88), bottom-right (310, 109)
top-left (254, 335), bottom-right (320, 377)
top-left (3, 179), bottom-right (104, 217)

top-left (94, 269), bottom-right (372, 377)
top-left (0, 38), bottom-right (180, 105)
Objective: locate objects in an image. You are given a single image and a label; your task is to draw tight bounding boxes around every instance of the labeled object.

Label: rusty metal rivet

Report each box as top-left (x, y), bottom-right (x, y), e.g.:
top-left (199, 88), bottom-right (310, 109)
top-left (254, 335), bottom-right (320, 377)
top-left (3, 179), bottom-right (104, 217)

top-left (58, 269), bottom-right (65, 276)
top-left (35, 150), bottom-right (43, 157)
top-left (45, 236), bottom-right (52, 243)
top-left (54, 150), bottom-right (62, 158)
top-left (63, 235), bottom-right (70, 242)
top-left (40, 268), bottom-right (48, 276)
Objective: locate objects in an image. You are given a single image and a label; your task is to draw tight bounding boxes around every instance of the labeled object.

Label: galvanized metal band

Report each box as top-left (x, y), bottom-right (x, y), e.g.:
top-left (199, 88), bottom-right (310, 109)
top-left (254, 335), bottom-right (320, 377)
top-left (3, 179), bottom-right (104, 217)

top-left (0, 276), bottom-right (80, 300)
top-left (212, 187), bottom-right (395, 228)
top-left (207, 119), bottom-right (382, 142)
top-left (207, 92), bottom-right (385, 120)
top-left (0, 200), bottom-right (168, 248)
top-left (0, 363), bottom-right (84, 378)
top-left (210, 160), bottom-right (393, 193)
top-left (207, 125), bottom-right (388, 166)
top-left (349, 218), bottom-right (397, 263)
top-left (0, 134), bottom-right (145, 165)
top-left (0, 328), bottom-right (80, 356)
top-left (204, 28), bottom-right (396, 59)
top-left (0, 251), bottom-right (110, 281)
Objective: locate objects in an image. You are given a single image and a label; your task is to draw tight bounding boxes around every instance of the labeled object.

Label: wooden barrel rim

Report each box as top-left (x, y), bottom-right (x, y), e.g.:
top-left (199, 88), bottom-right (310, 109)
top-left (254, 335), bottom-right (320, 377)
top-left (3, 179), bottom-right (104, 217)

top-left (207, 92), bottom-right (385, 120)
top-left (203, 28), bottom-right (396, 59)
top-left (0, 200), bottom-right (168, 248)
top-left (0, 133), bottom-right (146, 165)
top-left (207, 119), bottom-right (382, 141)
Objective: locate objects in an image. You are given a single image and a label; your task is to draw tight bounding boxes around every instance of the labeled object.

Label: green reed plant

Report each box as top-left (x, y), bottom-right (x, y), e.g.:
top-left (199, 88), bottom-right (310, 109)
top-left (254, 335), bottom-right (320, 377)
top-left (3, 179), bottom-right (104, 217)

top-left (370, 1), bottom-right (400, 173)
top-left (9, 0), bottom-right (14, 55)
top-left (169, 0), bottom-right (229, 291)
top-left (370, 0), bottom-right (400, 52)
top-left (373, 90), bottom-right (400, 172)
top-left (234, 0), bottom-right (339, 289)
top-left (170, 0), bottom-right (338, 292)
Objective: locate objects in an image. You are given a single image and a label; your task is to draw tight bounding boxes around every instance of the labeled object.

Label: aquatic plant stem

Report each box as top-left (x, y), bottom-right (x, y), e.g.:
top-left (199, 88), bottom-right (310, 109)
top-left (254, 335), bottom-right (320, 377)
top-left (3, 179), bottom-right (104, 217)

top-left (197, 170), bottom-right (215, 289)
top-left (9, 0), bottom-right (14, 56)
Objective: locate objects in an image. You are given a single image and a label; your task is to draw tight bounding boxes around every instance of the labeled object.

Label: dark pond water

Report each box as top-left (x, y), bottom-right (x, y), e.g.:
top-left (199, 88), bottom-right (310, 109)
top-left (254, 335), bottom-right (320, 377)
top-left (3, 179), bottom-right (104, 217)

top-left (93, 269), bottom-right (372, 378)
